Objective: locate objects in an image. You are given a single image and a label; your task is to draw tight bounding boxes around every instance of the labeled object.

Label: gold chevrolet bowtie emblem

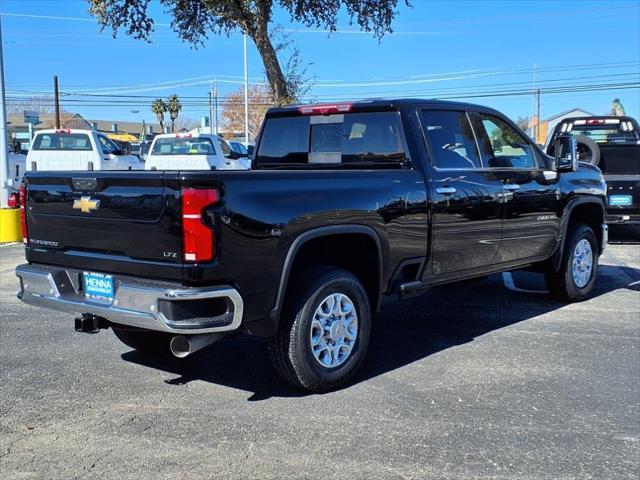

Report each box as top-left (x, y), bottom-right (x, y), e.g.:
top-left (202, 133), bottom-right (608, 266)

top-left (73, 196), bottom-right (100, 213)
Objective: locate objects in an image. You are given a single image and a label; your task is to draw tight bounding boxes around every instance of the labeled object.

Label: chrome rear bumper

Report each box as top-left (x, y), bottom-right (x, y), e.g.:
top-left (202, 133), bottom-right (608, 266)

top-left (15, 264), bottom-right (243, 334)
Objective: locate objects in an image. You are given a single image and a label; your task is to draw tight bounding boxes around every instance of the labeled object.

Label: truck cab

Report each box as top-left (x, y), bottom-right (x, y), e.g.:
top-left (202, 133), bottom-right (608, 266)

top-left (26, 129), bottom-right (143, 171)
top-left (145, 133), bottom-right (250, 171)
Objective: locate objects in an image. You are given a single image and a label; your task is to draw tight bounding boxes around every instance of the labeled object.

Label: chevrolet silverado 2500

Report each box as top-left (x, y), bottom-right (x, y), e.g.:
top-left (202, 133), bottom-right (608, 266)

top-left (15, 100), bottom-right (608, 391)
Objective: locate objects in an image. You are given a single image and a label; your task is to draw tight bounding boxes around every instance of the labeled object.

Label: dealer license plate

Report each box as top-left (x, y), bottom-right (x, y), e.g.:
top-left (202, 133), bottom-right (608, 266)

top-left (609, 195), bottom-right (633, 206)
top-left (83, 272), bottom-right (114, 303)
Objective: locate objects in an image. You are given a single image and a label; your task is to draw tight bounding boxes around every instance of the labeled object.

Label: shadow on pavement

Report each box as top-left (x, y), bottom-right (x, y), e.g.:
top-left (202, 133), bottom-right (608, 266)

top-left (121, 264), bottom-right (638, 400)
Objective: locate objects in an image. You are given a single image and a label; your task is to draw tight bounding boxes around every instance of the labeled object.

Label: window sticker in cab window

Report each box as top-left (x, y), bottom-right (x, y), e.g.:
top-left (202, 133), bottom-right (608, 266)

top-left (349, 123), bottom-right (367, 139)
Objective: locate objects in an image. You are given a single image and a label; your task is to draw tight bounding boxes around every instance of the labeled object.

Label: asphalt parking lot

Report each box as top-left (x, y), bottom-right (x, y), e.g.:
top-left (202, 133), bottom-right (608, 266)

top-left (1, 231), bottom-right (639, 480)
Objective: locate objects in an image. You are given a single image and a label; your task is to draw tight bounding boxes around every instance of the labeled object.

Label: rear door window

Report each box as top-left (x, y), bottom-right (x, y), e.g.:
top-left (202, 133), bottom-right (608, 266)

top-left (420, 110), bottom-right (482, 169)
top-left (32, 133), bottom-right (93, 151)
top-left (255, 112), bottom-right (407, 167)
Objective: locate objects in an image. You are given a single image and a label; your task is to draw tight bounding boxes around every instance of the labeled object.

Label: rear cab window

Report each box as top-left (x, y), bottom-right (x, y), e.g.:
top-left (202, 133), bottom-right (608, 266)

top-left (32, 132), bottom-right (93, 151)
top-left (255, 111), bottom-right (409, 168)
top-left (151, 137), bottom-right (216, 156)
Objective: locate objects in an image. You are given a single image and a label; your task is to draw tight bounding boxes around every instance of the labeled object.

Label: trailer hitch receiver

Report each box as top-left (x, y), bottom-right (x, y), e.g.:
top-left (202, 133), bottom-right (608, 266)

top-left (75, 314), bottom-right (110, 334)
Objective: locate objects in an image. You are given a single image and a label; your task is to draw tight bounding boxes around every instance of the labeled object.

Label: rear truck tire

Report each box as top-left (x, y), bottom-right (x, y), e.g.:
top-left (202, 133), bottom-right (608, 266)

top-left (269, 266), bottom-right (372, 392)
top-left (575, 135), bottom-right (600, 166)
top-left (112, 326), bottom-right (172, 354)
top-left (545, 224), bottom-right (599, 302)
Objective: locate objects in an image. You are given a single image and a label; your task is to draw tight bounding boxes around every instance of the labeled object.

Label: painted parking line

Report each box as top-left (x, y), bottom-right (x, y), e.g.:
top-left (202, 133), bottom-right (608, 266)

top-left (502, 272), bottom-right (548, 294)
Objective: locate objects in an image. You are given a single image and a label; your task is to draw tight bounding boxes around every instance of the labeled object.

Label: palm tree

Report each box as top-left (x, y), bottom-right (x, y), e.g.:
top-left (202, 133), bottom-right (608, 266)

top-left (167, 95), bottom-right (182, 133)
top-left (151, 98), bottom-right (167, 132)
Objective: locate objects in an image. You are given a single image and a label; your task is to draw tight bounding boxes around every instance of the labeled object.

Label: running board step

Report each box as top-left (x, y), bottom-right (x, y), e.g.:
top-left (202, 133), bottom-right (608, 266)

top-left (399, 281), bottom-right (428, 300)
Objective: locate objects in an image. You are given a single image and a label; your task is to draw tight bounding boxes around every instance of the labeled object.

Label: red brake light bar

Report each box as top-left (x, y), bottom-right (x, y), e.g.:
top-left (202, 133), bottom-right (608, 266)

top-left (182, 187), bottom-right (220, 262)
top-left (55, 129), bottom-right (71, 134)
top-left (298, 103), bottom-right (352, 115)
top-left (585, 119), bottom-right (605, 125)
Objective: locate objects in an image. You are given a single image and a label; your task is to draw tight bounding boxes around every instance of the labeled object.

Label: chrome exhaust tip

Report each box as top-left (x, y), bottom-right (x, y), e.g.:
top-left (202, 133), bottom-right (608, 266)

top-left (169, 333), bottom-right (223, 358)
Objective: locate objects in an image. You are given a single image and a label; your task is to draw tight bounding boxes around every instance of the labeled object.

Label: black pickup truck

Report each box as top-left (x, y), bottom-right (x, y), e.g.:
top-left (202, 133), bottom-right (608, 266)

top-left (546, 115), bottom-right (640, 225)
top-left (16, 100), bottom-right (608, 391)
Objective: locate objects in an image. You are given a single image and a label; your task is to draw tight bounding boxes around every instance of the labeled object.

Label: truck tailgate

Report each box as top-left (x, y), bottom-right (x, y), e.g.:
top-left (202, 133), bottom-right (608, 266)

top-left (24, 171), bottom-right (184, 281)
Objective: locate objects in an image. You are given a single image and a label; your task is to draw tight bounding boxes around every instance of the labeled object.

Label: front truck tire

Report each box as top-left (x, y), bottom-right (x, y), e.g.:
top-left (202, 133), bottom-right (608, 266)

top-left (545, 224), bottom-right (599, 302)
top-left (112, 326), bottom-right (172, 354)
top-left (270, 267), bottom-right (372, 392)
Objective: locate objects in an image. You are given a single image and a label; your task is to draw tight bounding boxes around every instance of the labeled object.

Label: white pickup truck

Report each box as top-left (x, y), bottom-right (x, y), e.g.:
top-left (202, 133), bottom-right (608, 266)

top-left (145, 133), bottom-right (250, 170)
top-left (26, 129), bottom-right (143, 171)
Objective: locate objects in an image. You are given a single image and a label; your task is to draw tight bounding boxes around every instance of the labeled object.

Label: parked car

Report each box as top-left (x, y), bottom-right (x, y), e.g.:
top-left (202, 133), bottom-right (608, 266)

top-left (546, 116), bottom-right (640, 225)
top-left (26, 129), bottom-right (143, 171)
top-left (16, 99), bottom-right (607, 392)
top-left (145, 133), bottom-right (250, 170)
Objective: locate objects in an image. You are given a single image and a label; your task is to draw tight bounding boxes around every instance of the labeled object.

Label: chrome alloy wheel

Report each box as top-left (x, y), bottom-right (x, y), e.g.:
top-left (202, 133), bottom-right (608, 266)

top-left (310, 293), bottom-right (358, 368)
top-left (572, 238), bottom-right (593, 288)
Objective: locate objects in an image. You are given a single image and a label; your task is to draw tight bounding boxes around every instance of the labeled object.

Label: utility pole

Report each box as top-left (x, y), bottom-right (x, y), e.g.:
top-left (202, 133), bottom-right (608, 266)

top-left (531, 64), bottom-right (537, 142)
top-left (209, 82), bottom-right (214, 135)
top-left (213, 80), bottom-right (218, 136)
top-left (243, 34), bottom-right (249, 145)
top-left (0, 18), bottom-right (10, 208)
top-left (53, 75), bottom-right (60, 129)
top-left (535, 89), bottom-right (541, 144)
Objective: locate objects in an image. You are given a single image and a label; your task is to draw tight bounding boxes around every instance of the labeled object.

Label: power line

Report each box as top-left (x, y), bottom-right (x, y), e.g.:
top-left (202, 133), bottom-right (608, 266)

top-left (7, 81), bottom-right (638, 109)
top-left (16, 70), bottom-right (628, 102)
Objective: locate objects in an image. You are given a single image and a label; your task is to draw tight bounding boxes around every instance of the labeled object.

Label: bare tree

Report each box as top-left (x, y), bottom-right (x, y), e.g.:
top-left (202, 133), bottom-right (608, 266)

top-left (220, 85), bottom-right (273, 140)
top-left (7, 96), bottom-right (61, 114)
top-left (174, 117), bottom-right (201, 132)
top-left (516, 116), bottom-right (531, 132)
top-left (87, 0), bottom-right (410, 104)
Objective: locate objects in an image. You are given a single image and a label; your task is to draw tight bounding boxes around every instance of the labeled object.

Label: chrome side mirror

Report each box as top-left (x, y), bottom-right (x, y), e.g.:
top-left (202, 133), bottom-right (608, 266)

top-left (554, 134), bottom-right (578, 172)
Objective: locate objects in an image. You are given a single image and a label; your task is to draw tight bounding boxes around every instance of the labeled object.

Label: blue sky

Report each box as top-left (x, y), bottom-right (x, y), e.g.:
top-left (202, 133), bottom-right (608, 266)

top-left (2, 0), bottom-right (639, 126)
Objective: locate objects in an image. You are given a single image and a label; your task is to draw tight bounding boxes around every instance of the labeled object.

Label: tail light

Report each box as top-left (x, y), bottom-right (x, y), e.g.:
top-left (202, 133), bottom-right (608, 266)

top-left (19, 183), bottom-right (28, 244)
top-left (182, 187), bottom-right (220, 262)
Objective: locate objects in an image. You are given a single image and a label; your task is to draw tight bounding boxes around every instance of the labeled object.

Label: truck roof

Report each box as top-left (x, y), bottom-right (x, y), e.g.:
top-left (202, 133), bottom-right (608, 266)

top-left (152, 132), bottom-right (221, 140)
top-left (267, 98), bottom-right (496, 116)
top-left (34, 128), bottom-right (104, 135)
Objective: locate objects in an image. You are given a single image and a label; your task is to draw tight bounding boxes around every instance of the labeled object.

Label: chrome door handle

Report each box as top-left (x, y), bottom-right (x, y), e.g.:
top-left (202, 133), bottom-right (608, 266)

top-left (503, 184), bottom-right (520, 191)
top-left (436, 187), bottom-right (457, 195)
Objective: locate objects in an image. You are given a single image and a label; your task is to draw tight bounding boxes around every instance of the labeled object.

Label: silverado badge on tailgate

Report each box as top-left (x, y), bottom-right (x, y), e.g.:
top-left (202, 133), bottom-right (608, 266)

top-left (73, 196), bottom-right (100, 213)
